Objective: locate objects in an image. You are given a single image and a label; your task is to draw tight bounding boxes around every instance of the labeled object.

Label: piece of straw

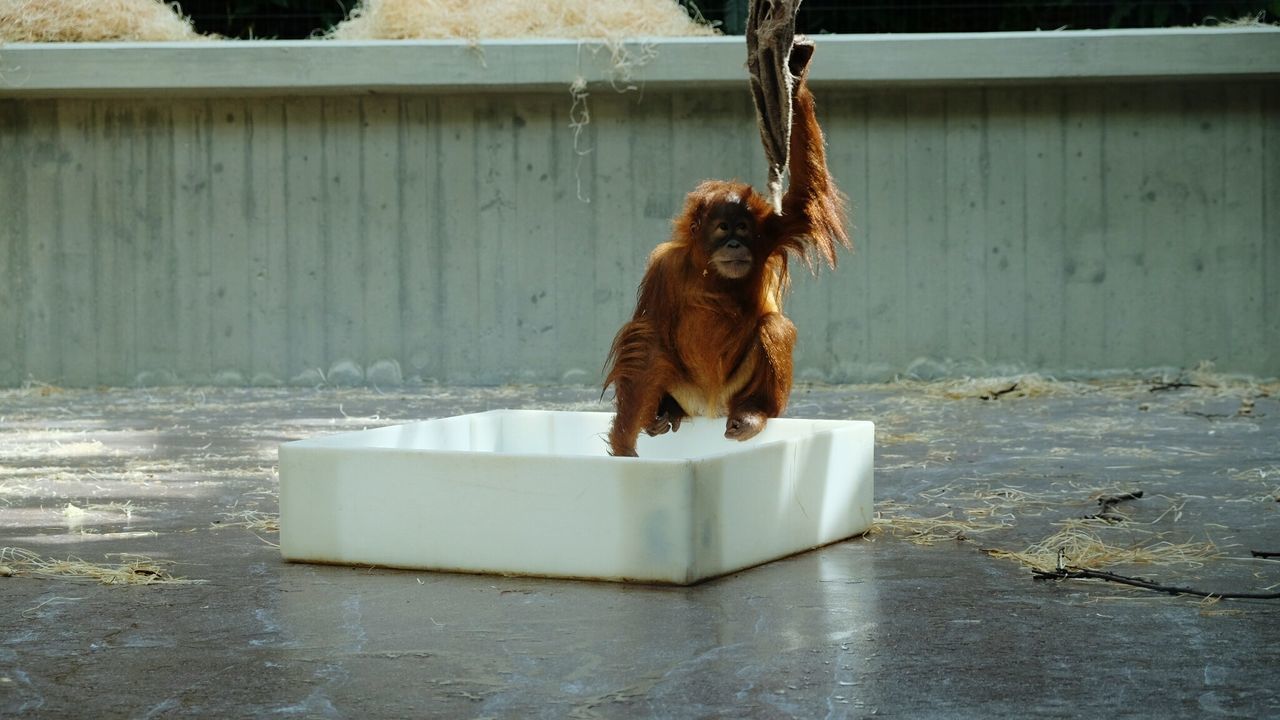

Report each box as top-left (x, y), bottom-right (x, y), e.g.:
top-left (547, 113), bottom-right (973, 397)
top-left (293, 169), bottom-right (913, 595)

top-left (215, 510), bottom-right (279, 533)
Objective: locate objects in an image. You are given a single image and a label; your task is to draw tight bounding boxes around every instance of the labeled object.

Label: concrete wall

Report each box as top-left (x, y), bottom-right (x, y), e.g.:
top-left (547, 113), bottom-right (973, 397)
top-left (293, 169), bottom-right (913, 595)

top-left (1, 31), bottom-right (1278, 386)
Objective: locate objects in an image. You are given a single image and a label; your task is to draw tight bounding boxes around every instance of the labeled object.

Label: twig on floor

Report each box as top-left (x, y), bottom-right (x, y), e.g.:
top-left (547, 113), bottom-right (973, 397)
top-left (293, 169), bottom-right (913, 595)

top-left (1185, 410), bottom-right (1231, 420)
top-left (1033, 567), bottom-right (1280, 600)
top-left (1149, 381), bottom-right (1199, 392)
top-left (979, 382), bottom-right (1020, 401)
top-left (1250, 550), bottom-right (1280, 559)
top-left (1085, 489), bottom-right (1143, 522)
top-left (1098, 490), bottom-right (1143, 506)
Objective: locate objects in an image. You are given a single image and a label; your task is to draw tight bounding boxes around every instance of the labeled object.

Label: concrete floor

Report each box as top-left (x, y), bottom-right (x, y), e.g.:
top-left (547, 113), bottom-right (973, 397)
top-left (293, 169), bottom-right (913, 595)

top-left (0, 378), bottom-right (1277, 718)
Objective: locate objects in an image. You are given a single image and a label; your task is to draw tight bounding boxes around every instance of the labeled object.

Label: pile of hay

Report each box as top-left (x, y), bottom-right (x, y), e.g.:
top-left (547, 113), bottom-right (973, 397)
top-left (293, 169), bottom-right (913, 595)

top-left (0, 0), bottom-right (201, 42)
top-left (330, 0), bottom-right (717, 40)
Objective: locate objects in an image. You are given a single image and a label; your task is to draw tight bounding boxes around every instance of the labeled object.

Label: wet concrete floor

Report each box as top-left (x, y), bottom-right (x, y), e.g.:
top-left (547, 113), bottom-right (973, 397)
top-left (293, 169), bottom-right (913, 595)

top-left (0, 378), bottom-right (1277, 718)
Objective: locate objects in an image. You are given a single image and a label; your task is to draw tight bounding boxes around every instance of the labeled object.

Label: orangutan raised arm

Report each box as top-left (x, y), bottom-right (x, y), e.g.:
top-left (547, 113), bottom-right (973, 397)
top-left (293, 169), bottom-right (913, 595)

top-left (602, 41), bottom-right (849, 457)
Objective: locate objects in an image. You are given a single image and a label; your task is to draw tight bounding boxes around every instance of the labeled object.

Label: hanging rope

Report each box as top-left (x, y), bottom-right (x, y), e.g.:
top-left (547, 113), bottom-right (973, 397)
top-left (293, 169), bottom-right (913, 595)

top-left (745, 0), bottom-right (805, 213)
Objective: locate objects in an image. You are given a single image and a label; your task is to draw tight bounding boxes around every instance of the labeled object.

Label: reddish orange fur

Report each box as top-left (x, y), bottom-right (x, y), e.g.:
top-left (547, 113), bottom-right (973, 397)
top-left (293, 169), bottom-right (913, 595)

top-left (603, 65), bottom-right (848, 457)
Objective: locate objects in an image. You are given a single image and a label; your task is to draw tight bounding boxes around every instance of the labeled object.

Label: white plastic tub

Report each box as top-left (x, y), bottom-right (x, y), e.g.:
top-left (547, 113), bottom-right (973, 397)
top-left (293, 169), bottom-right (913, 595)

top-left (278, 410), bottom-right (874, 585)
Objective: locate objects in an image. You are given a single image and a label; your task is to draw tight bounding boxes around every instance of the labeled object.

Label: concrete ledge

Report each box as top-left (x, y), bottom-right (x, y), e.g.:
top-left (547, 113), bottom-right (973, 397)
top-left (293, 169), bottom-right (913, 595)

top-left (1, 27), bottom-right (1277, 97)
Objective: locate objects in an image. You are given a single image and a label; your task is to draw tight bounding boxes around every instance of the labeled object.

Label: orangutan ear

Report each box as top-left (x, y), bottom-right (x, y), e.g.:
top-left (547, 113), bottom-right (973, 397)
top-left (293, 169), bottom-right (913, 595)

top-left (688, 199), bottom-right (706, 233)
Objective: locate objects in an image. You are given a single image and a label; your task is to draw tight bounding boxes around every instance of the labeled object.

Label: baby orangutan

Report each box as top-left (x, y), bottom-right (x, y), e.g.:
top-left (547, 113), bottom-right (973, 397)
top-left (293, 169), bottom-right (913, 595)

top-left (602, 42), bottom-right (848, 457)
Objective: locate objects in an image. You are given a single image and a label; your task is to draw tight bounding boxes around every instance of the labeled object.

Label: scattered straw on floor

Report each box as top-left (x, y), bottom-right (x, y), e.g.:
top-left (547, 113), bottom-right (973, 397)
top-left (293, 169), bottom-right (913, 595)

top-left (912, 374), bottom-right (1091, 401)
top-left (64, 501), bottom-right (135, 520)
top-left (329, 0), bottom-right (717, 40)
top-left (983, 521), bottom-right (1221, 574)
top-left (876, 483), bottom-right (1228, 586)
top-left (871, 483), bottom-right (1087, 544)
top-left (880, 362), bottom-right (1278, 403)
top-left (0, 0), bottom-right (203, 42)
top-left (0, 547), bottom-right (203, 585)
top-left (919, 483), bottom-right (1056, 512)
top-left (1134, 361), bottom-right (1279, 403)
top-left (870, 501), bottom-right (1015, 545)
top-left (215, 510), bottom-right (279, 533)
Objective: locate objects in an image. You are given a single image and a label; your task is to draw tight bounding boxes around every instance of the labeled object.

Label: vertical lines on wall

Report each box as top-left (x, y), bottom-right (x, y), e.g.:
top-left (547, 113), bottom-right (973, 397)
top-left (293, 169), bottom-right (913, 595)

top-left (1138, 85), bottom-right (1185, 367)
top-left (865, 90), bottom-right (910, 373)
top-left (283, 97), bottom-right (324, 384)
top-left (360, 96), bottom-right (402, 383)
top-left (320, 97), bottom-right (363, 382)
top-left (399, 96), bottom-right (443, 383)
top-left (1261, 89), bottom-right (1280, 374)
top-left (1181, 84), bottom-right (1226, 368)
top-left (942, 89), bottom-right (987, 368)
top-left (24, 101), bottom-right (61, 383)
top-left (208, 99), bottom-right (251, 383)
top-left (1023, 87), bottom-right (1066, 369)
top-left (510, 94), bottom-right (557, 382)
top-left (589, 90), bottom-right (637, 380)
top-left (438, 96), bottom-right (479, 382)
top-left (140, 103), bottom-right (179, 384)
top-left (903, 91), bottom-right (948, 370)
top-left (553, 92), bottom-right (603, 384)
top-left (817, 91), bottom-right (871, 381)
top-left (0, 102), bottom-right (21, 386)
top-left (172, 100), bottom-right (212, 384)
top-left (246, 100), bottom-right (289, 385)
top-left (2, 83), bottom-right (1276, 387)
top-left (100, 102), bottom-right (139, 384)
top-left (58, 101), bottom-right (96, 386)
top-left (1063, 88), bottom-right (1106, 370)
top-left (1220, 86), bottom-right (1267, 373)
top-left (984, 88), bottom-right (1029, 367)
